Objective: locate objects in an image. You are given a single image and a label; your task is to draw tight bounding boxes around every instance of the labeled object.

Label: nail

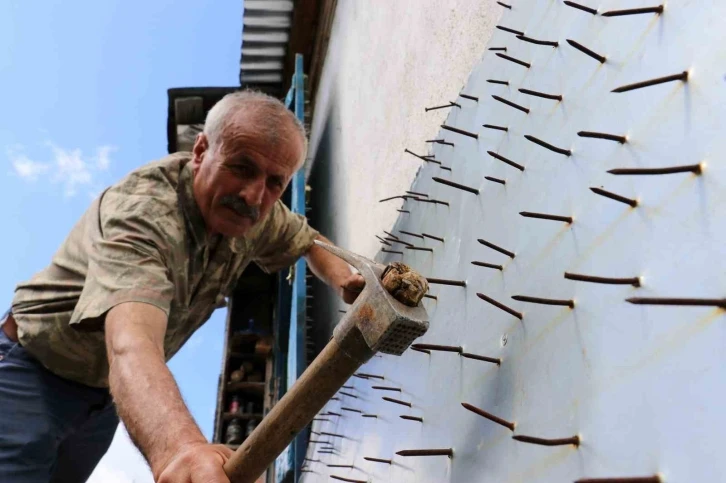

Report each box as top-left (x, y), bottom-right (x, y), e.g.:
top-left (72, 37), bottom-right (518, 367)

top-left (404, 192), bottom-right (428, 198)
top-left (626, 297), bottom-right (726, 308)
top-left (602, 5), bottom-right (663, 16)
top-left (425, 102), bottom-right (462, 112)
top-left (386, 239), bottom-right (414, 248)
top-left (612, 71), bottom-right (688, 93)
top-left (427, 139), bottom-right (455, 147)
top-left (339, 391), bottom-right (357, 398)
top-left (497, 1), bottom-right (512, 8)
top-left (520, 211), bottom-right (573, 223)
top-left (325, 412), bottom-right (342, 416)
top-left (318, 450), bottom-right (336, 454)
top-left (383, 230), bottom-right (400, 239)
top-left (382, 249), bottom-right (404, 255)
top-left (411, 346), bottom-right (432, 354)
top-left (364, 457), bottom-right (392, 464)
top-left (400, 415), bottom-right (424, 422)
top-left (461, 352), bottom-right (501, 365)
top-left (608, 163), bottom-right (701, 175)
top-left (330, 476), bottom-right (367, 483)
top-left (313, 418), bottom-right (331, 422)
top-left (383, 396), bottom-right (412, 407)
top-left (303, 458), bottom-right (321, 462)
top-left (372, 386), bottom-right (402, 392)
top-left (331, 397), bottom-right (340, 401)
top-left (512, 295), bottom-right (574, 308)
top-left (472, 261), bottom-right (504, 270)
top-left (397, 210), bottom-right (410, 214)
top-left (516, 35), bottom-right (558, 47)
top-left (405, 148), bottom-right (442, 165)
top-left (426, 278), bottom-right (467, 287)
top-left (460, 93), bottom-right (479, 102)
top-left (490, 47), bottom-right (507, 51)
top-left (441, 166), bottom-right (453, 171)
top-left (567, 39), bottom-right (606, 63)
top-left (519, 88), bottom-right (562, 101)
top-left (379, 195), bottom-right (407, 203)
top-left (309, 440), bottom-right (332, 444)
top-left (487, 79), bottom-right (510, 85)
top-left (563, 0), bottom-right (597, 14)
top-left (411, 343), bottom-right (462, 353)
top-left (432, 176), bottom-right (480, 195)
top-left (441, 124), bottom-right (479, 139)
top-left (400, 230), bottom-right (424, 239)
top-left (362, 414), bottom-right (378, 418)
top-left (524, 135), bottom-right (571, 156)
top-left (461, 402), bottom-right (515, 430)
top-left (341, 407), bottom-right (363, 413)
top-left (589, 187), bottom-right (638, 207)
top-left (357, 372), bottom-right (385, 379)
top-left (484, 123), bottom-right (509, 131)
top-left (497, 25), bottom-right (525, 35)
top-left (412, 197), bottom-right (450, 206)
top-left (407, 246), bottom-right (434, 252)
top-left (496, 53), bottom-right (531, 68)
top-left (423, 233), bottom-right (445, 242)
top-left (492, 95), bottom-right (530, 114)
top-left (578, 131), bottom-right (627, 143)
top-left (396, 449), bottom-right (453, 457)
top-left (327, 464), bottom-right (354, 468)
top-left (478, 238), bottom-right (516, 258)
top-left (422, 294), bottom-right (437, 301)
top-left (576, 477), bottom-right (661, 483)
top-left (512, 434), bottom-right (580, 446)
top-left (477, 292), bottom-right (524, 319)
top-left (485, 176), bottom-right (507, 185)
top-left (376, 235), bottom-right (392, 246)
top-left (487, 150), bottom-right (525, 171)
top-left (565, 272), bottom-right (641, 286)
top-left (321, 432), bottom-right (347, 438)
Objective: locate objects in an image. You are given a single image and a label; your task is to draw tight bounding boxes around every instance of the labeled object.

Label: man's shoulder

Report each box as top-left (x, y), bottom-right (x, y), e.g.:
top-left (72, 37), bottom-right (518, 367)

top-left (112, 152), bottom-right (192, 198)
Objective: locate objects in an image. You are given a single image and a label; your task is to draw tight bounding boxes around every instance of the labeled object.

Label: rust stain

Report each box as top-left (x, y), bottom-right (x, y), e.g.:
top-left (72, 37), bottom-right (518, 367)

top-left (357, 303), bottom-right (375, 323)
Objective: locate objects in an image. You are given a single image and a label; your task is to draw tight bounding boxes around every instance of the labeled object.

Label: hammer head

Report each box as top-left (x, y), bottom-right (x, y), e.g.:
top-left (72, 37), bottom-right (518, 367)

top-left (314, 240), bottom-right (429, 356)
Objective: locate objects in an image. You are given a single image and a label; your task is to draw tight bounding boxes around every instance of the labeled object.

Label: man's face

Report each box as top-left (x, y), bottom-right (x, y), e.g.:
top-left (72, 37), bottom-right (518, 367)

top-left (190, 116), bottom-right (304, 238)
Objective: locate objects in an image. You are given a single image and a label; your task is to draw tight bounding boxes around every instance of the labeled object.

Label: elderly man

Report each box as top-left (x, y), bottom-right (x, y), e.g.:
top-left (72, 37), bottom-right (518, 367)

top-left (1, 91), bottom-right (363, 482)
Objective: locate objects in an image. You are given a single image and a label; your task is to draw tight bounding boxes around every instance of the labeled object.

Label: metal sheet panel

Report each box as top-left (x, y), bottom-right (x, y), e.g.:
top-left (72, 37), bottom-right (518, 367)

top-left (302, 0), bottom-right (726, 481)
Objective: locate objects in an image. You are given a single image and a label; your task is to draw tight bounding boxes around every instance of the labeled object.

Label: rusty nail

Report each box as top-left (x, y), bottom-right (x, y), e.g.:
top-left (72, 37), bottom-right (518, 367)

top-left (321, 432), bottom-right (347, 438)
top-left (520, 211), bottom-right (573, 223)
top-left (397, 210), bottom-right (410, 214)
top-left (484, 124), bottom-right (508, 132)
top-left (575, 477), bottom-right (661, 483)
top-left (578, 131), bottom-right (627, 143)
top-left (331, 397), bottom-right (340, 401)
top-left (383, 230), bottom-right (400, 239)
top-left (400, 230), bottom-right (424, 239)
top-left (602, 5), bottom-right (663, 16)
top-left (460, 93), bottom-right (479, 102)
top-left (407, 246), bottom-right (434, 252)
top-left (626, 297), bottom-right (726, 308)
top-left (376, 235), bottom-right (392, 246)
top-left (512, 434), bottom-right (580, 447)
top-left (485, 176), bottom-right (507, 185)
top-left (396, 449), bottom-right (453, 457)
top-left (516, 35), bottom-right (558, 47)
top-left (309, 440), bottom-right (332, 444)
top-left (327, 464), bottom-right (354, 468)
top-left (608, 163), bottom-right (701, 175)
top-left (362, 414), bottom-right (378, 418)
top-left (382, 249), bottom-right (404, 255)
top-left (400, 415), bottom-right (424, 423)
top-left (492, 95), bottom-right (530, 114)
top-left (404, 192), bottom-right (428, 198)
top-left (524, 135), bottom-right (571, 156)
top-left (512, 295), bottom-right (574, 308)
top-left (590, 187), bottom-right (638, 207)
top-left (426, 277), bottom-right (467, 287)
top-left (567, 39), bottom-right (606, 63)
top-left (432, 176), bottom-right (480, 195)
top-left (330, 476), bottom-right (367, 483)
top-left (357, 373), bottom-right (385, 379)
top-left (422, 233), bottom-right (444, 243)
top-left (496, 25), bottom-right (525, 35)
top-left (382, 397), bottom-right (412, 407)
top-left (519, 88), bottom-right (562, 101)
top-left (441, 166), bottom-right (453, 171)
top-left (461, 352), bottom-right (501, 365)
top-left (425, 102), bottom-right (462, 112)
top-left (372, 386), bottom-right (402, 392)
top-left (477, 293), bottom-right (524, 319)
top-left (441, 124), bottom-right (479, 139)
top-left (411, 343), bottom-right (463, 353)
top-left (427, 139), bottom-right (455, 146)
top-left (405, 148), bottom-right (442, 165)
top-left (490, 47), bottom-right (508, 51)
top-left (487, 79), bottom-right (510, 85)
top-left (325, 412), bottom-right (342, 416)
top-left (379, 195), bottom-right (407, 202)
top-left (411, 346), bottom-right (432, 354)
top-left (612, 71), bottom-right (687, 93)
top-left (364, 457), bottom-right (392, 464)
top-left (422, 294), bottom-right (437, 301)
top-left (566, 272), bottom-right (641, 286)
top-left (496, 53), bottom-right (531, 68)
top-left (487, 150), bottom-right (526, 171)
top-left (313, 418), bottom-right (331, 422)
top-left (472, 261), bottom-right (504, 270)
top-left (461, 402), bottom-right (515, 430)
top-left (341, 407), bottom-right (363, 413)
top-left (563, 0), bottom-right (598, 14)
top-left (497, 1), bottom-right (512, 8)
top-left (339, 391), bottom-right (357, 398)
top-left (478, 238), bottom-right (516, 258)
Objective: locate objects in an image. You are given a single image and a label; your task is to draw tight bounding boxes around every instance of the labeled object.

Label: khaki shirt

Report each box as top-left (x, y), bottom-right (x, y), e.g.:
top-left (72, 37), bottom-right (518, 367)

top-left (11, 153), bottom-right (319, 388)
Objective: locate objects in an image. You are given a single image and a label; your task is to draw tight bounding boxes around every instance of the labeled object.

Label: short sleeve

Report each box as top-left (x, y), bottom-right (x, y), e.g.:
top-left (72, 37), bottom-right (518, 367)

top-left (252, 200), bottom-right (320, 274)
top-left (69, 188), bottom-right (177, 330)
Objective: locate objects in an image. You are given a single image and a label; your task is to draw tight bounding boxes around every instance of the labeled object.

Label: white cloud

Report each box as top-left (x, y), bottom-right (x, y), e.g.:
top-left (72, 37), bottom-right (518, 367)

top-left (88, 425), bottom-right (153, 483)
top-left (7, 143), bottom-right (116, 198)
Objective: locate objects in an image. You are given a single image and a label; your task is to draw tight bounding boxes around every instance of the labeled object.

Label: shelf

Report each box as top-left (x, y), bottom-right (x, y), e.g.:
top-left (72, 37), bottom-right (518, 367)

top-left (226, 381), bottom-right (265, 394)
top-left (222, 412), bottom-right (264, 422)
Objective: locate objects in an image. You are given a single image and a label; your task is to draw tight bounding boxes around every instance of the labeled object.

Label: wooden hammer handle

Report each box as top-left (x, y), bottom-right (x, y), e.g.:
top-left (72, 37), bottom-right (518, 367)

top-left (224, 336), bottom-right (367, 482)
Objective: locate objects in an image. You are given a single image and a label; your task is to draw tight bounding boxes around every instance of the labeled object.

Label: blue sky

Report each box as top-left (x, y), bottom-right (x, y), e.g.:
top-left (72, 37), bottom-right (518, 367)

top-left (1, 1), bottom-right (242, 480)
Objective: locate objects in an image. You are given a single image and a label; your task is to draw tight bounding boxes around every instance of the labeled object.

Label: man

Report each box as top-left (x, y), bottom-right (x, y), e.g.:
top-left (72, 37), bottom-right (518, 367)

top-left (1, 91), bottom-right (364, 482)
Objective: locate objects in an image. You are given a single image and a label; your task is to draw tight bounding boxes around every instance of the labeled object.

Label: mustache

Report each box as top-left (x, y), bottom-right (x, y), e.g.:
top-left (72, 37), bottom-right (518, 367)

top-left (220, 195), bottom-right (260, 222)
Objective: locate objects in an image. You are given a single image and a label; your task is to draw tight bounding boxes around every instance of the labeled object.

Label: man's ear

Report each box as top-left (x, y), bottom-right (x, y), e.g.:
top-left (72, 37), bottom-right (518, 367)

top-left (191, 133), bottom-right (209, 165)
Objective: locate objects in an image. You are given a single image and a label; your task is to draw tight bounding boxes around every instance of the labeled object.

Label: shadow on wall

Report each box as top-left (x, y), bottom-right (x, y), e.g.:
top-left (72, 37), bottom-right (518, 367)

top-left (307, 93), bottom-right (347, 352)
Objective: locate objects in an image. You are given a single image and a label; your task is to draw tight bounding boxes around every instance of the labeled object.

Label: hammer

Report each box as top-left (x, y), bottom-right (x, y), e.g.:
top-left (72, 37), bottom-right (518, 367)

top-left (224, 241), bottom-right (429, 482)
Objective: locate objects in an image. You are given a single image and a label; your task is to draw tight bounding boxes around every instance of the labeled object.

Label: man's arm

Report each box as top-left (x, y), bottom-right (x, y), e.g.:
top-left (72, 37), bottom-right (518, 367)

top-left (304, 234), bottom-right (365, 304)
top-left (105, 302), bottom-right (232, 482)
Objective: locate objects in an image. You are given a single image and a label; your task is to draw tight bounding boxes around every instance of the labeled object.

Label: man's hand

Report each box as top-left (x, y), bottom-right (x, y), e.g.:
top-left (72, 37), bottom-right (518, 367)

top-left (339, 272), bottom-right (365, 304)
top-left (156, 443), bottom-right (233, 483)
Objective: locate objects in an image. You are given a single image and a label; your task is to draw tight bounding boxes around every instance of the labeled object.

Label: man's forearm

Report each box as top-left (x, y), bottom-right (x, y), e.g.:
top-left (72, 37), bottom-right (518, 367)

top-left (305, 235), bottom-right (354, 297)
top-left (108, 334), bottom-right (205, 476)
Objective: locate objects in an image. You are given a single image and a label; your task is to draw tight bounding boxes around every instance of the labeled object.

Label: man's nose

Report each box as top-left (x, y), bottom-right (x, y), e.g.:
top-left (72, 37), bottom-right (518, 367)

top-left (240, 177), bottom-right (265, 207)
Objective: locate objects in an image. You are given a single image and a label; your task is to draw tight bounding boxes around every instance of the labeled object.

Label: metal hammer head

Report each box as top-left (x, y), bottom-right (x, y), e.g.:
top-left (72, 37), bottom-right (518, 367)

top-left (314, 240), bottom-right (429, 356)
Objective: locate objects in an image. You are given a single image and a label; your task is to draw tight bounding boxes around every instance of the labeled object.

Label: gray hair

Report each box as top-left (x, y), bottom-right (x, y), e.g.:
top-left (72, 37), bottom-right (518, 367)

top-left (203, 90), bottom-right (307, 162)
